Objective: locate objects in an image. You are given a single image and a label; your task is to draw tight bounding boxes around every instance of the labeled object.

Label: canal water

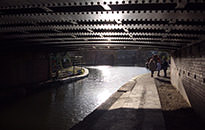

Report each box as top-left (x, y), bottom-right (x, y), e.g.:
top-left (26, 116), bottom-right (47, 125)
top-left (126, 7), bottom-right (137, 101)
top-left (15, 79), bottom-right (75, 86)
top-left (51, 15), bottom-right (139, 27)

top-left (0, 66), bottom-right (149, 130)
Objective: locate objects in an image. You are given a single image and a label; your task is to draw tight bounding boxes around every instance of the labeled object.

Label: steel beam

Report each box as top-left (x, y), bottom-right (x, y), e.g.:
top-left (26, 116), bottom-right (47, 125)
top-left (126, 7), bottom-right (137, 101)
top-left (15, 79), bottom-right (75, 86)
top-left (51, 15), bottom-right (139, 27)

top-left (0, 11), bottom-right (204, 24)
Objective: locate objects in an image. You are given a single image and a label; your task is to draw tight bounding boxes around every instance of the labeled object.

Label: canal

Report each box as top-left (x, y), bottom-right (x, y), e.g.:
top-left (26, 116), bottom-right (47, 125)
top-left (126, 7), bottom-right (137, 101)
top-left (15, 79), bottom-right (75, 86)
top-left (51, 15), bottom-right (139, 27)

top-left (0, 66), bottom-right (149, 130)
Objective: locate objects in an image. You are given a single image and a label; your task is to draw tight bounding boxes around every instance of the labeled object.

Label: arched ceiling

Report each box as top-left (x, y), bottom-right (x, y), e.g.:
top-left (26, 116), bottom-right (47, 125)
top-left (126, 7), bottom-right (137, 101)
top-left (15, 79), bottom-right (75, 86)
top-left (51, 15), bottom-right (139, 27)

top-left (0, 0), bottom-right (204, 51)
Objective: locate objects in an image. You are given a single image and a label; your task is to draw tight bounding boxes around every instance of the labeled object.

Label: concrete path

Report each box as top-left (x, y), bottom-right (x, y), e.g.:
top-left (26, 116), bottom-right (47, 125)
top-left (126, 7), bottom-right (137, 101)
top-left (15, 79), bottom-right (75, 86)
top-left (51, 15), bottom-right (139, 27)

top-left (71, 73), bottom-right (166, 130)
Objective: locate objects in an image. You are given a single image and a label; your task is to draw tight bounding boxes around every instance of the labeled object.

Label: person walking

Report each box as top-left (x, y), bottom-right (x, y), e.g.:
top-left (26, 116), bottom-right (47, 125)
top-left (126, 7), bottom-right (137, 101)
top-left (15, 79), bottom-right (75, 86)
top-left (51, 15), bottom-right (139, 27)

top-left (145, 57), bottom-right (151, 69)
top-left (148, 56), bottom-right (156, 77)
top-left (156, 60), bottom-right (161, 76)
top-left (161, 57), bottom-right (169, 77)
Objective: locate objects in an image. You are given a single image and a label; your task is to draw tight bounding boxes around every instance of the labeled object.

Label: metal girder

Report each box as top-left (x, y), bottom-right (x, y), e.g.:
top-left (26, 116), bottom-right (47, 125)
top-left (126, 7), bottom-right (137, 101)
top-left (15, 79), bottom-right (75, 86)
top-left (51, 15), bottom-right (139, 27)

top-left (1, 24), bottom-right (204, 32)
top-left (5, 37), bottom-right (191, 44)
top-left (0, 11), bottom-right (204, 24)
top-left (0, 0), bottom-right (204, 50)
top-left (2, 32), bottom-right (202, 37)
top-left (0, 0), bottom-right (183, 9)
top-left (55, 43), bottom-right (178, 48)
top-left (41, 42), bottom-right (180, 50)
top-left (40, 40), bottom-right (181, 47)
top-left (2, 32), bottom-right (202, 42)
top-left (0, 0), bottom-right (203, 9)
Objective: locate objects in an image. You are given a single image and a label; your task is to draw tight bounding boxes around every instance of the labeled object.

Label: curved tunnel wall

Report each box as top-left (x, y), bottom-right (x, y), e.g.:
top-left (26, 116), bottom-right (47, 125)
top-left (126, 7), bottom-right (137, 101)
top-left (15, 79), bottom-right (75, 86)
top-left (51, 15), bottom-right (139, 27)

top-left (171, 43), bottom-right (205, 120)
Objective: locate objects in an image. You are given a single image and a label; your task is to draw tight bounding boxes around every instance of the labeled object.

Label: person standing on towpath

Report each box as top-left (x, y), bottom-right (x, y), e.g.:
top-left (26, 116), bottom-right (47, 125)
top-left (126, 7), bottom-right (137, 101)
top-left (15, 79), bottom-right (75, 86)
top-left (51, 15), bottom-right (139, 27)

top-left (161, 57), bottom-right (169, 77)
top-left (148, 55), bottom-right (157, 77)
top-left (156, 59), bottom-right (161, 76)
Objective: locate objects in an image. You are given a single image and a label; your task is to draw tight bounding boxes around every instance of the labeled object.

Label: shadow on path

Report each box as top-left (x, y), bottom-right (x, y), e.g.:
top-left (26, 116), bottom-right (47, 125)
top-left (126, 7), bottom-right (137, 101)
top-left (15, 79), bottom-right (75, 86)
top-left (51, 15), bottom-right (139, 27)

top-left (154, 76), bottom-right (205, 130)
top-left (71, 74), bottom-right (205, 130)
top-left (162, 108), bottom-right (205, 130)
top-left (71, 108), bottom-right (165, 130)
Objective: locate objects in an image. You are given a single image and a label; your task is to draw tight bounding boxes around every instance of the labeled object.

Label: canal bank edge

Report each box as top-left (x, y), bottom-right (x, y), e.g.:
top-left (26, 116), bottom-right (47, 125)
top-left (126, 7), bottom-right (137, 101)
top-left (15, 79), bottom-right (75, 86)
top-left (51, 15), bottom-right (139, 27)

top-left (70, 76), bottom-right (138, 130)
top-left (42, 67), bottom-right (89, 86)
top-left (57, 67), bottom-right (89, 83)
top-left (0, 67), bottom-right (89, 101)
top-left (70, 72), bottom-right (165, 130)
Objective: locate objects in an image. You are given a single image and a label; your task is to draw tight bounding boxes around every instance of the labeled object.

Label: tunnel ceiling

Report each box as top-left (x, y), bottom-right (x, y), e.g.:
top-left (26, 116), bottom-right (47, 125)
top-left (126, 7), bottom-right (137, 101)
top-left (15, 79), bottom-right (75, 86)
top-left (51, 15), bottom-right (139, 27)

top-left (0, 0), bottom-right (204, 51)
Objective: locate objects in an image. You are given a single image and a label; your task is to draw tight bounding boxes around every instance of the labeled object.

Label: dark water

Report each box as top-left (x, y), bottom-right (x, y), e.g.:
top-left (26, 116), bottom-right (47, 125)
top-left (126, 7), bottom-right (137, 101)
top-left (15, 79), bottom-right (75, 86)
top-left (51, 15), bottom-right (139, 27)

top-left (0, 66), bottom-right (149, 130)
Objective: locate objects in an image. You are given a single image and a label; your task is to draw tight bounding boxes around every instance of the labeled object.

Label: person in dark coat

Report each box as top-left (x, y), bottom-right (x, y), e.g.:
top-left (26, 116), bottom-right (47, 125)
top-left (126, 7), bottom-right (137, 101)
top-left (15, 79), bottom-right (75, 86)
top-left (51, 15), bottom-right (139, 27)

top-left (161, 57), bottom-right (169, 77)
top-left (156, 59), bottom-right (161, 76)
top-left (148, 55), bottom-right (157, 77)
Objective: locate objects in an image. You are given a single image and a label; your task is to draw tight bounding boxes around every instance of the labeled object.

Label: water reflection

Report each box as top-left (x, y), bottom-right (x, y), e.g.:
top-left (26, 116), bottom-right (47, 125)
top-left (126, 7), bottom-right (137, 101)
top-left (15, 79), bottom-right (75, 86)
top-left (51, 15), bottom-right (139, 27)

top-left (97, 89), bottom-right (111, 104)
top-left (72, 82), bottom-right (76, 97)
top-left (0, 66), bottom-right (149, 130)
top-left (97, 65), bottom-right (111, 81)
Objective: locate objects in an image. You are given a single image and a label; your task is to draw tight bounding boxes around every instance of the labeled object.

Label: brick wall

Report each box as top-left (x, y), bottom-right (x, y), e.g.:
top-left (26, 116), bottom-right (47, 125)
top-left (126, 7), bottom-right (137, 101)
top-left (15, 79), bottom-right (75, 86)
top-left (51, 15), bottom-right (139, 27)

top-left (171, 42), bottom-right (205, 120)
top-left (0, 50), bottom-right (50, 87)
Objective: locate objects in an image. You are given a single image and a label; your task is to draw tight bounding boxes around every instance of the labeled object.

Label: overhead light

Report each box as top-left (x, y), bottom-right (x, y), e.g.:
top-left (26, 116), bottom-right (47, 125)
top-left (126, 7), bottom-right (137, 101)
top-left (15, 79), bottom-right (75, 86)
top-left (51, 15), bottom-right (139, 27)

top-left (129, 34), bottom-right (133, 38)
top-left (53, 29), bottom-right (62, 33)
top-left (115, 20), bottom-right (122, 24)
top-left (71, 35), bottom-right (76, 38)
top-left (41, 7), bottom-right (53, 12)
top-left (70, 21), bottom-right (78, 25)
top-left (87, 29), bottom-right (93, 32)
top-left (101, 4), bottom-right (111, 10)
top-left (100, 34), bottom-right (104, 38)
top-left (123, 28), bottom-right (129, 32)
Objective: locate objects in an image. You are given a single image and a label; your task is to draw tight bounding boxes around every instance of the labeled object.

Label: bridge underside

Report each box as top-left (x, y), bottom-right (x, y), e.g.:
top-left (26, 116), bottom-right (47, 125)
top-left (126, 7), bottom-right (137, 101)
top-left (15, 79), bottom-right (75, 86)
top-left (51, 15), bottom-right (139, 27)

top-left (0, 0), bottom-right (204, 51)
top-left (1, 0), bottom-right (205, 122)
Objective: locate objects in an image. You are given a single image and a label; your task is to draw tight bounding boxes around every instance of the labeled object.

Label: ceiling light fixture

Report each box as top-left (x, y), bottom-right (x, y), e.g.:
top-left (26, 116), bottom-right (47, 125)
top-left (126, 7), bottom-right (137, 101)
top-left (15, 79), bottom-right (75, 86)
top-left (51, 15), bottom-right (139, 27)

top-left (129, 34), bottom-right (133, 38)
top-left (101, 4), bottom-right (111, 10)
top-left (70, 21), bottom-right (78, 25)
top-left (41, 7), bottom-right (53, 12)
top-left (71, 35), bottom-right (76, 38)
top-left (123, 28), bottom-right (129, 32)
top-left (87, 29), bottom-right (93, 32)
top-left (115, 20), bottom-right (122, 24)
top-left (100, 34), bottom-right (104, 38)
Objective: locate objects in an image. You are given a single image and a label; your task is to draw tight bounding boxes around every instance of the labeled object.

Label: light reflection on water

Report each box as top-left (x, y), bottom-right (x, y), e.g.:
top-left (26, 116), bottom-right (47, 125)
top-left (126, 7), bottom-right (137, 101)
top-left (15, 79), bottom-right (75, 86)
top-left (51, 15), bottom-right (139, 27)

top-left (97, 89), bottom-right (111, 104)
top-left (0, 66), bottom-right (149, 130)
top-left (97, 66), bottom-right (111, 81)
